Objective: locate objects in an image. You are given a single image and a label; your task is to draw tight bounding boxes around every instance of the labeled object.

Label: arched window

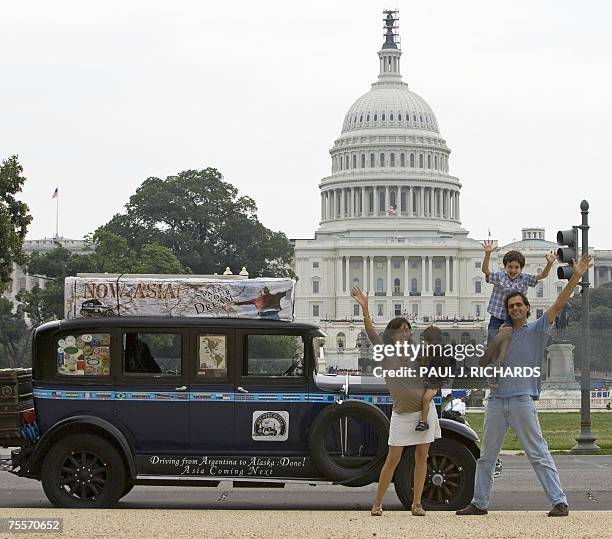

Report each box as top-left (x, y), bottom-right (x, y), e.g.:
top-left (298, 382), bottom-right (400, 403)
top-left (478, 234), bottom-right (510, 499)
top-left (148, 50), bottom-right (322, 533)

top-left (427, 155), bottom-right (432, 169)
top-left (336, 332), bottom-right (346, 349)
top-left (413, 114), bottom-right (417, 122)
top-left (370, 153), bottom-right (375, 167)
top-left (376, 278), bottom-right (384, 293)
top-left (380, 153), bottom-right (385, 167)
top-left (398, 114), bottom-right (402, 121)
top-left (366, 114), bottom-right (370, 121)
top-left (390, 113), bottom-right (394, 121)
top-left (374, 114), bottom-right (378, 121)
top-left (339, 158), bottom-right (343, 171)
top-left (345, 155), bottom-right (349, 169)
top-left (537, 282), bottom-right (544, 298)
top-left (419, 114), bottom-right (423, 124)
top-left (410, 153), bottom-right (415, 167)
top-left (390, 153), bottom-right (395, 167)
top-left (352, 154), bottom-right (357, 169)
top-left (361, 154), bottom-right (365, 168)
top-left (419, 154), bottom-right (424, 168)
top-left (411, 278), bottom-right (418, 293)
top-left (382, 113), bottom-right (386, 121)
top-left (400, 153), bottom-right (406, 167)
top-left (394, 278), bottom-right (401, 293)
top-left (434, 155), bottom-right (438, 169)
top-left (359, 115), bottom-right (363, 122)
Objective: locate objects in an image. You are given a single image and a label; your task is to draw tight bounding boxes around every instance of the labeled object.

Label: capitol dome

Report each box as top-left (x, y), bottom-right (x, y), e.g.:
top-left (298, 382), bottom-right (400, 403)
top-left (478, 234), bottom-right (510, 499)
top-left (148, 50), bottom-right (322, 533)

top-left (317, 11), bottom-right (463, 237)
top-left (342, 87), bottom-right (440, 134)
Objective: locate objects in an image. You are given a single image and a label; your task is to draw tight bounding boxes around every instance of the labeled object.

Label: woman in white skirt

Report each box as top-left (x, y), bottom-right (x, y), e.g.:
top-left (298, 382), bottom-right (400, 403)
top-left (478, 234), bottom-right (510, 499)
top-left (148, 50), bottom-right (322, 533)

top-left (352, 286), bottom-right (442, 517)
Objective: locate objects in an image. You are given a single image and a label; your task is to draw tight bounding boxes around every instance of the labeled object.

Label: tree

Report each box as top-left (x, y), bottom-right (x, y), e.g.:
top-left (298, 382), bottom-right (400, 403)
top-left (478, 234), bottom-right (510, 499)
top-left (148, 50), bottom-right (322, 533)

top-left (565, 283), bottom-right (612, 372)
top-left (101, 168), bottom-right (294, 277)
top-left (21, 232), bottom-right (187, 320)
top-left (0, 155), bottom-right (32, 293)
top-left (0, 298), bottom-right (32, 368)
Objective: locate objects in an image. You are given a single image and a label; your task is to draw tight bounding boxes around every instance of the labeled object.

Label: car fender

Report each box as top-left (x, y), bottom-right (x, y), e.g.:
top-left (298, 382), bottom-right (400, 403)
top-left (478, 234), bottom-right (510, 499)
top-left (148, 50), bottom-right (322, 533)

top-left (439, 417), bottom-right (480, 459)
top-left (22, 415), bottom-right (136, 479)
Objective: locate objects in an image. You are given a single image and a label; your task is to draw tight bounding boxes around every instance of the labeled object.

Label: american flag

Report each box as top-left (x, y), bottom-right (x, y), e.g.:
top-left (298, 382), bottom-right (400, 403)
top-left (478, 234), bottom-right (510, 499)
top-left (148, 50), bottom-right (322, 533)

top-left (52, 187), bottom-right (58, 199)
top-left (385, 206), bottom-right (396, 215)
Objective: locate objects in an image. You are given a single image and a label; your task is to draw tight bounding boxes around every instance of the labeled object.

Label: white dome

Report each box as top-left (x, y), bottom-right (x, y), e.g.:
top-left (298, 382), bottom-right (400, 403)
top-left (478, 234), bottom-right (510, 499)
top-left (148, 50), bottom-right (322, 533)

top-left (342, 86), bottom-right (439, 134)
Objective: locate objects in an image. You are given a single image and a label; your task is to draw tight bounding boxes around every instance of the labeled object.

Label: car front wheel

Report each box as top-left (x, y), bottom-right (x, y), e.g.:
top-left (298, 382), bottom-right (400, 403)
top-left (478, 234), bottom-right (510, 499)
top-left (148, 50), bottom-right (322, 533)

top-left (41, 433), bottom-right (126, 508)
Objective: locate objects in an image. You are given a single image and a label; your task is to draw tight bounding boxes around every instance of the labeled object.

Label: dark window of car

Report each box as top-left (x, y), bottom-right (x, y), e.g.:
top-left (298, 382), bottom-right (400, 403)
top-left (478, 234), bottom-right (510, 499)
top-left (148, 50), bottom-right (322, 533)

top-left (122, 332), bottom-right (181, 375)
top-left (197, 334), bottom-right (228, 378)
top-left (245, 335), bottom-right (304, 377)
top-left (56, 333), bottom-right (111, 376)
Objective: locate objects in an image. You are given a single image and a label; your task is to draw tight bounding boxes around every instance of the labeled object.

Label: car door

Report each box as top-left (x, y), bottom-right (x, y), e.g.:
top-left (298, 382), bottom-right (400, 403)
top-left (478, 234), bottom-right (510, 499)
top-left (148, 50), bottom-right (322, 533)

top-left (188, 328), bottom-right (235, 452)
top-left (233, 329), bottom-right (310, 453)
top-left (115, 328), bottom-right (190, 452)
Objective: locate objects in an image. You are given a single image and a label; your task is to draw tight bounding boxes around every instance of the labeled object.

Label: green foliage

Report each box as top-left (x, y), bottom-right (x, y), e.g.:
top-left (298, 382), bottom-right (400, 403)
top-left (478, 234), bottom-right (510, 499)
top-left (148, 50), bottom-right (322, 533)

top-left (0, 297), bottom-right (32, 368)
top-left (0, 156), bottom-right (32, 293)
top-left (20, 231), bottom-right (186, 321)
top-left (565, 284), bottom-right (612, 371)
top-left (101, 168), bottom-right (294, 277)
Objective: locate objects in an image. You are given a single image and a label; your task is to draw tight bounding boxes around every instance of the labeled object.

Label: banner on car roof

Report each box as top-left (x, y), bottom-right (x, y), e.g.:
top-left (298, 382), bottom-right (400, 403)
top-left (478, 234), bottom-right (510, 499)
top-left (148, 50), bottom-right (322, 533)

top-left (64, 276), bottom-right (295, 321)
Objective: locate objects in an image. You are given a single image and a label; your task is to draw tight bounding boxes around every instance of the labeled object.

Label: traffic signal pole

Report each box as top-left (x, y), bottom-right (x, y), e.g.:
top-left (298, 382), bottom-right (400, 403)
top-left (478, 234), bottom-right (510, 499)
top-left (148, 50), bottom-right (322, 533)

top-left (572, 200), bottom-right (600, 452)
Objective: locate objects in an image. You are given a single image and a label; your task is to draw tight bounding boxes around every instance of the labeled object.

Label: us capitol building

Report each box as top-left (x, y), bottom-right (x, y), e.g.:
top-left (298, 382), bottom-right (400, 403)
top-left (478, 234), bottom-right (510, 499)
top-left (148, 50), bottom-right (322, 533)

top-left (292, 11), bottom-right (600, 370)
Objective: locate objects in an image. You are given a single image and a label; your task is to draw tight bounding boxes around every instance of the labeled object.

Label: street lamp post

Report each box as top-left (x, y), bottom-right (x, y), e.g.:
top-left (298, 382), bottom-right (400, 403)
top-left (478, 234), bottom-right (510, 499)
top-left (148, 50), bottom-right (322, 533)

top-left (572, 200), bottom-right (600, 453)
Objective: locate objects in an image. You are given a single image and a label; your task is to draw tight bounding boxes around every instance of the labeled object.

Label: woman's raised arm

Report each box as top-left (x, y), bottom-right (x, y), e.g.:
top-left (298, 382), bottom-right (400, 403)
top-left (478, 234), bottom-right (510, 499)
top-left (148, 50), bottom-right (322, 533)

top-left (351, 286), bottom-right (383, 346)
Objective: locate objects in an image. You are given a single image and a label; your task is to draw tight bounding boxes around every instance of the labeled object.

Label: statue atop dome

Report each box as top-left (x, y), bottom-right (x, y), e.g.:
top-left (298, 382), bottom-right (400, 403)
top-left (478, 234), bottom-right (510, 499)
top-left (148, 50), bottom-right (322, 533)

top-left (382, 10), bottom-right (400, 50)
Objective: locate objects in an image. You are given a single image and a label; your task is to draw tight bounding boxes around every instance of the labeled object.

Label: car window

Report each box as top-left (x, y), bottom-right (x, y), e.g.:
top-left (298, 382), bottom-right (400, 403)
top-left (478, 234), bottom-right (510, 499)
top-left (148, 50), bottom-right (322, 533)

top-left (56, 333), bottom-right (111, 376)
top-left (197, 335), bottom-right (228, 378)
top-left (123, 332), bottom-right (182, 375)
top-left (245, 335), bottom-right (304, 377)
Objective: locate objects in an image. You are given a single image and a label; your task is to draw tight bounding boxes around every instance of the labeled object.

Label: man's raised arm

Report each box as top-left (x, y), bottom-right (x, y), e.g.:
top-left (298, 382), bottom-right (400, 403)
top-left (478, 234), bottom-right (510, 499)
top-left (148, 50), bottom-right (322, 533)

top-left (546, 255), bottom-right (593, 323)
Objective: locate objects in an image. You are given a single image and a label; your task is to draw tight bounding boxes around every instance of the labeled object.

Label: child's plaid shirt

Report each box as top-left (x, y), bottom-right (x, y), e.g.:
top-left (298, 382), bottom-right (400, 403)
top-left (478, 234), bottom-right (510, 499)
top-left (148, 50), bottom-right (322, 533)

top-left (485, 270), bottom-right (538, 319)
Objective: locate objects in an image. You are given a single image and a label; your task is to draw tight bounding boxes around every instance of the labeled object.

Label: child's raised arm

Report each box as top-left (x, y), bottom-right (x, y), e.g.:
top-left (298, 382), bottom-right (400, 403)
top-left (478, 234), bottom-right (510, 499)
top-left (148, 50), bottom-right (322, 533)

top-left (481, 240), bottom-right (497, 277)
top-left (536, 251), bottom-right (557, 280)
top-left (351, 286), bottom-right (383, 346)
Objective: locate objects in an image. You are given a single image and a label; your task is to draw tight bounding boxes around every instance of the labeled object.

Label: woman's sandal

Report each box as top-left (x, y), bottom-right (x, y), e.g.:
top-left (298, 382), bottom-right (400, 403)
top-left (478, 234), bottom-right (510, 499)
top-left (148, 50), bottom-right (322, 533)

top-left (371, 503), bottom-right (383, 516)
top-left (411, 503), bottom-right (426, 516)
top-left (415, 420), bottom-right (430, 431)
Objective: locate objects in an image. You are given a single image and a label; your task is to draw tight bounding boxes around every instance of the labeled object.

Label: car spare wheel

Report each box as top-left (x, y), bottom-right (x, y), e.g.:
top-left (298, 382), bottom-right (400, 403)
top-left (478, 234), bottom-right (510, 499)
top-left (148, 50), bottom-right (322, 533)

top-left (41, 433), bottom-right (127, 509)
top-left (307, 400), bottom-right (389, 483)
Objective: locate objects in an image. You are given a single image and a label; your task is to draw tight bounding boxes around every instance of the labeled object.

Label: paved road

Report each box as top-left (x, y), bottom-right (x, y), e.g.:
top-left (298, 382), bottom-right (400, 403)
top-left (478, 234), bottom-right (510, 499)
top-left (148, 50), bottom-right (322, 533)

top-left (1, 455), bottom-right (611, 511)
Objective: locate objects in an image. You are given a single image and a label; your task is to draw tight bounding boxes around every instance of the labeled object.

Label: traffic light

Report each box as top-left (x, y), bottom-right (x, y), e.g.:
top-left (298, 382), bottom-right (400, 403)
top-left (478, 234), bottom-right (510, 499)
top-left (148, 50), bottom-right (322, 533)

top-left (556, 228), bottom-right (578, 279)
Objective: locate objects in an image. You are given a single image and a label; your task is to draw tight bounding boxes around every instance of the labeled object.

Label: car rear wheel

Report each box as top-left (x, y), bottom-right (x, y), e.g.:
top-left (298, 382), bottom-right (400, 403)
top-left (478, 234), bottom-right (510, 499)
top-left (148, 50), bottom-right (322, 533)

top-left (41, 433), bottom-right (126, 508)
top-left (394, 437), bottom-right (476, 511)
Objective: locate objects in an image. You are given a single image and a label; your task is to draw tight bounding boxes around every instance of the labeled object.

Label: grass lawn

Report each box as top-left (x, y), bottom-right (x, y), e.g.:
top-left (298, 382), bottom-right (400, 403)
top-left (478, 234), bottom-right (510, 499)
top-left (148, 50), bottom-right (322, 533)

top-left (464, 412), bottom-right (612, 452)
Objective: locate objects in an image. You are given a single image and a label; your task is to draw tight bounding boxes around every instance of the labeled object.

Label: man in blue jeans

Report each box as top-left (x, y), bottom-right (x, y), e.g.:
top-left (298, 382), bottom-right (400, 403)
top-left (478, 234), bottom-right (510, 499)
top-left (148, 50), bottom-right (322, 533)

top-left (457, 254), bottom-right (593, 517)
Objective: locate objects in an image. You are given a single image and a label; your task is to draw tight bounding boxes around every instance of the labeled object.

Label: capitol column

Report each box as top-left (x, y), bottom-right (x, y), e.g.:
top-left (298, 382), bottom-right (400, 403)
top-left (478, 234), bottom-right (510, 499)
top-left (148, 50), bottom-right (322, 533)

top-left (386, 256), bottom-right (392, 296)
top-left (420, 187), bottom-right (424, 217)
top-left (445, 256), bottom-right (450, 294)
top-left (337, 256), bottom-right (344, 294)
top-left (345, 256), bottom-right (351, 294)
top-left (407, 187), bottom-right (413, 217)
top-left (404, 256), bottom-right (409, 295)
top-left (340, 189), bottom-right (345, 217)
top-left (320, 193), bottom-right (325, 221)
top-left (453, 257), bottom-right (459, 296)
top-left (362, 256), bottom-right (367, 290)
top-left (421, 256), bottom-right (426, 293)
top-left (456, 192), bottom-right (460, 221)
top-left (361, 186), bottom-right (365, 216)
top-left (428, 257), bottom-right (433, 293)
top-left (369, 256), bottom-right (374, 293)
top-left (385, 186), bottom-right (390, 211)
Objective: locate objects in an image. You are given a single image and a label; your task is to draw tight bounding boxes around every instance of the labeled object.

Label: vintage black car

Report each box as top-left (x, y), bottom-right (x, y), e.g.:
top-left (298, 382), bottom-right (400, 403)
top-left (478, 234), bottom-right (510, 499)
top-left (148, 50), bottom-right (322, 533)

top-left (79, 299), bottom-right (116, 318)
top-left (3, 317), bottom-right (481, 510)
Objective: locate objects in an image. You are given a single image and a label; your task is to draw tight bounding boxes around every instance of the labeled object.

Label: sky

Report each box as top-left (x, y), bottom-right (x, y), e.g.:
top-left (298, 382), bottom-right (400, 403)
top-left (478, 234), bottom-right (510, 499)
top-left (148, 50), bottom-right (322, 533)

top-left (2, 0), bottom-right (611, 249)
